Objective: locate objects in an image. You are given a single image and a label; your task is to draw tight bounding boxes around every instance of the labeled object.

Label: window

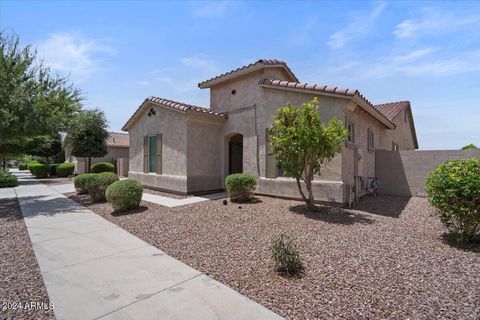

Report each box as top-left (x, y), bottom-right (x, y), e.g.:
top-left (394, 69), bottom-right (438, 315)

top-left (392, 142), bottom-right (399, 151)
top-left (367, 128), bottom-right (374, 150)
top-left (347, 121), bottom-right (355, 143)
top-left (143, 134), bottom-right (162, 174)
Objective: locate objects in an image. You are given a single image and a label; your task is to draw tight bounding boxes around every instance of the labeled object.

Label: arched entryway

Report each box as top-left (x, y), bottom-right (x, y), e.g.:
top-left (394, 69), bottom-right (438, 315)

top-left (228, 134), bottom-right (243, 174)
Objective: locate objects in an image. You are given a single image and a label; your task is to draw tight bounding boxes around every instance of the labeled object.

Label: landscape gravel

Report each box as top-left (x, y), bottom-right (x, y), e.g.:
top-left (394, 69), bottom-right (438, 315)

top-left (0, 198), bottom-right (55, 320)
top-left (68, 194), bottom-right (480, 320)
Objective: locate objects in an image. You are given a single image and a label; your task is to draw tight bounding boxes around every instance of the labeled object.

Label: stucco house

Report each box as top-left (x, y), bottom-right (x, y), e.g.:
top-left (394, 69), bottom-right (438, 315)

top-left (122, 59), bottom-right (417, 205)
top-left (65, 132), bottom-right (129, 175)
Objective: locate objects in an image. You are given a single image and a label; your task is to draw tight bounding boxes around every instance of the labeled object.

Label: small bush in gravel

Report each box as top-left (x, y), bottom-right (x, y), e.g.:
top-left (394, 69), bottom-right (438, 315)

top-left (56, 162), bottom-right (75, 177)
top-left (0, 171), bottom-right (18, 188)
top-left (225, 173), bottom-right (256, 202)
top-left (106, 180), bottom-right (143, 212)
top-left (91, 162), bottom-right (115, 173)
top-left (426, 158), bottom-right (480, 242)
top-left (74, 173), bottom-right (97, 194)
top-left (86, 172), bottom-right (119, 202)
top-left (29, 163), bottom-right (48, 178)
top-left (271, 234), bottom-right (303, 276)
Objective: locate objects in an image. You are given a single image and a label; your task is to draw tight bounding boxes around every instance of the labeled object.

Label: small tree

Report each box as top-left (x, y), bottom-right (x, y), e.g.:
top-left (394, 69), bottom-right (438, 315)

top-left (270, 98), bottom-right (347, 211)
top-left (25, 134), bottom-right (63, 167)
top-left (461, 143), bottom-right (477, 150)
top-left (68, 109), bottom-right (109, 172)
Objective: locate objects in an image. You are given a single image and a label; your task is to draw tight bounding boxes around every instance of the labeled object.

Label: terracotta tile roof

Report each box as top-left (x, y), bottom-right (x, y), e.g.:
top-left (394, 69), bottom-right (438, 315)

top-left (373, 101), bottom-right (410, 121)
top-left (198, 59), bottom-right (299, 88)
top-left (106, 132), bottom-right (129, 147)
top-left (122, 96), bottom-right (226, 131)
top-left (258, 79), bottom-right (395, 129)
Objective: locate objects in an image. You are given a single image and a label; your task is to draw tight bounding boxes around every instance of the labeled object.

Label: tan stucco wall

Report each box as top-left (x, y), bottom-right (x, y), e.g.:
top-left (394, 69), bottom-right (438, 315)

top-left (127, 103), bottom-right (188, 192)
top-left (71, 146), bottom-right (129, 175)
top-left (376, 149), bottom-right (480, 196)
top-left (380, 109), bottom-right (416, 150)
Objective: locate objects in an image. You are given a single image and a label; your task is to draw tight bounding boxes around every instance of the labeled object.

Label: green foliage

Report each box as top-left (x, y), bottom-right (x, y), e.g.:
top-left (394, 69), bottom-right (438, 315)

top-left (49, 164), bottom-right (59, 176)
top-left (67, 109), bottom-right (109, 161)
top-left (74, 173), bottom-right (96, 195)
top-left (27, 161), bottom-right (40, 170)
top-left (106, 180), bottom-right (143, 212)
top-left (91, 162), bottom-right (115, 173)
top-left (25, 134), bottom-right (63, 165)
top-left (56, 162), bottom-right (75, 177)
top-left (86, 172), bottom-right (119, 202)
top-left (270, 98), bottom-right (348, 210)
top-left (29, 163), bottom-right (48, 178)
top-left (0, 32), bottom-right (82, 155)
top-left (461, 143), bottom-right (477, 150)
top-left (225, 173), bottom-right (257, 202)
top-left (426, 158), bottom-right (480, 242)
top-left (0, 170), bottom-right (18, 188)
top-left (18, 164), bottom-right (27, 170)
top-left (270, 234), bottom-right (303, 276)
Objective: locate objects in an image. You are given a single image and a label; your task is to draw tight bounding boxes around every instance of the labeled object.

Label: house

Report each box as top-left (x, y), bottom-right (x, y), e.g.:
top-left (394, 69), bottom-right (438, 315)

top-left (122, 59), bottom-right (418, 204)
top-left (65, 132), bottom-right (129, 175)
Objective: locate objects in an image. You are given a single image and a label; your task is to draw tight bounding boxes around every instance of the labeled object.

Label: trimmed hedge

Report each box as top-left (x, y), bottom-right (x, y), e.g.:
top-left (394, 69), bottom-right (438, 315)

top-left (56, 162), bottom-right (75, 177)
top-left (86, 172), bottom-right (119, 202)
top-left (49, 164), bottom-right (59, 177)
top-left (29, 163), bottom-right (48, 178)
top-left (91, 162), bottom-right (115, 174)
top-left (18, 164), bottom-right (28, 170)
top-left (225, 173), bottom-right (257, 202)
top-left (426, 158), bottom-right (480, 242)
top-left (27, 161), bottom-right (40, 170)
top-left (0, 171), bottom-right (18, 188)
top-left (106, 180), bottom-right (143, 212)
top-left (74, 173), bottom-right (97, 194)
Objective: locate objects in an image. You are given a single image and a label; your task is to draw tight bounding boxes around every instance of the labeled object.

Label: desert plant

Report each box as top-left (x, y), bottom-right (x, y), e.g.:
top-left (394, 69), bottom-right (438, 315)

top-left (0, 170), bottom-right (18, 188)
top-left (56, 162), bottom-right (75, 177)
top-left (225, 173), bottom-right (257, 202)
top-left (91, 162), bottom-right (115, 173)
top-left (271, 234), bottom-right (303, 276)
top-left (106, 179), bottom-right (143, 212)
top-left (426, 158), bottom-right (480, 242)
top-left (29, 163), bottom-right (48, 178)
top-left (86, 172), bottom-right (119, 202)
top-left (74, 173), bottom-right (97, 194)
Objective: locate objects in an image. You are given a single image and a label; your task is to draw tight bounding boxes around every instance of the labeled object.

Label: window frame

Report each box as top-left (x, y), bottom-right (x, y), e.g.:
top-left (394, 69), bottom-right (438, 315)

top-left (347, 121), bottom-right (355, 144)
top-left (392, 142), bottom-right (399, 151)
top-left (367, 128), bottom-right (375, 150)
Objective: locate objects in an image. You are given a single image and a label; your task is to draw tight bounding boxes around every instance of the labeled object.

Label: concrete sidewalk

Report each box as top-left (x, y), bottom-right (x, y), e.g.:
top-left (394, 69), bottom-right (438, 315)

top-left (13, 174), bottom-right (281, 320)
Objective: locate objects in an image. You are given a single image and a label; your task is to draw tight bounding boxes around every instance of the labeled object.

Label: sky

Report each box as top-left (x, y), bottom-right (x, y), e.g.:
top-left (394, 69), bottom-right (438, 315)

top-left (1, 0), bottom-right (479, 150)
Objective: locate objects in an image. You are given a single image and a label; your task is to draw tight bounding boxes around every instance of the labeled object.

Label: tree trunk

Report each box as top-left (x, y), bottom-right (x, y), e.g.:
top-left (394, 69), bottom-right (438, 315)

top-left (295, 177), bottom-right (308, 202)
top-left (304, 166), bottom-right (317, 211)
top-left (87, 157), bottom-right (91, 173)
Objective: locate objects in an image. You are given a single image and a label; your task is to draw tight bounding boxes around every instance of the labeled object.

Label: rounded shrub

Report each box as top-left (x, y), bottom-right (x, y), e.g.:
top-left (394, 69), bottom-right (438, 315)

top-left (0, 171), bottom-right (18, 188)
top-left (74, 173), bottom-right (97, 194)
top-left (426, 158), bottom-right (480, 242)
top-left (106, 180), bottom-right (143, 212)
top-left (56, 162), bottom-right (75, 177)
top-left (91, 162), bottom-right (115, 174)
top-left (225, 173), bottom-right (257, 202)
top-left (29, 163), bottom-right (48, 178)
top-left (27, 161), bottom-right (40, 170)
top-left (86, 172), bottom-right (119, 202)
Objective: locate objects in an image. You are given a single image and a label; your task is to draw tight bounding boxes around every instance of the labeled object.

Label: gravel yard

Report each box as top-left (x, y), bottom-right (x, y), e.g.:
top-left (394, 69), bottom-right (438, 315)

top-left (68, 194), bottom-right (480, 320)
top-left (0, 198), bottom-right (55, 320)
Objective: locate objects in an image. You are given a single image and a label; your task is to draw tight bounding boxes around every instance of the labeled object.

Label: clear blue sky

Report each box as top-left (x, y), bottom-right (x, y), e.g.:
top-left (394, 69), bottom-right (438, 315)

top-left (2, 0), bottom-right (479, 150)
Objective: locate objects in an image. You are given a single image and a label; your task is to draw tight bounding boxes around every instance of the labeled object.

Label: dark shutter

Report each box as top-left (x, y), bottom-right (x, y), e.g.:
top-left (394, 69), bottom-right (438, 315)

top-left (156, 134), bottom-right (162, 174)
top-left (265, 128), bottom-right (276, 178)
top-left (143, 136), bottom-right (148, 173)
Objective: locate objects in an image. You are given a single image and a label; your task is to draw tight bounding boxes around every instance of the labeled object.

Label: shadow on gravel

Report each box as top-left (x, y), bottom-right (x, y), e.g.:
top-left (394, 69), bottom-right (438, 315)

top-left (441, 233), bottom-right (480, 253)
top-left (353, 195), bottom-right (410, 218)
top-left (0, 198), bottom-right (23, 221)
top-left (289, 204), bottom-right (374, 225)
top-left (112, 206), bottom-right (148, 216)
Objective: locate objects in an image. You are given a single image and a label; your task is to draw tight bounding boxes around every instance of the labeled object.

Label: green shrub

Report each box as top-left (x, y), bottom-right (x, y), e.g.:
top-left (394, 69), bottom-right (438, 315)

top-left (74, 173), bottom-right (97, 194)
top-left (106, 180), bottom-right (143, 212)
top-left (27, 161), bottom-right (40, 170)
top-left (56, 162), bottom-right (75, 177)
top-left (271, 234), bottom-right (303, 276)
top-left (0, 171), bottom-right (18, 188)
top-left (18, 164), bottom-right (28, 170)
top-left (91, 162), bottom-right (115, 173)
top-left (225, 173), bottom-right (257, 202)
top-left (426, 158), bottom-right (480, 242)
top-left (86, 172), bottom-right (119, 202)
top-left (49, 164), bottom-right (59, 176)
top-left (29, 163), bottom-right (48, 178)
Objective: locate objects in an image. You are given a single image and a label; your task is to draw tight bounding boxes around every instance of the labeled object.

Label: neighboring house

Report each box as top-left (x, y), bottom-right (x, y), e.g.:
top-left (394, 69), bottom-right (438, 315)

top-left (65, 132), bottom-right (129, 175)
top-left (122, 59), bottom-right (418, 204)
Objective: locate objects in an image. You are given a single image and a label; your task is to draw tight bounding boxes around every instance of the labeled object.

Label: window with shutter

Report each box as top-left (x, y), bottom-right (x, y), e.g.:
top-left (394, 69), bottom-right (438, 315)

top-left (148, 136), bottom-right (157, 173)
top-left (156, 134), bottom-right (162, 174)
top-left (143, 137), bottom-right (148, 173)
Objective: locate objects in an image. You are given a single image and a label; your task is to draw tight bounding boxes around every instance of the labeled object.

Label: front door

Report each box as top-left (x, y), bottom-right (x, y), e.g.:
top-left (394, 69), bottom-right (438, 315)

top-left (229, 141), bottom-right (243, 174)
